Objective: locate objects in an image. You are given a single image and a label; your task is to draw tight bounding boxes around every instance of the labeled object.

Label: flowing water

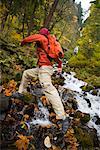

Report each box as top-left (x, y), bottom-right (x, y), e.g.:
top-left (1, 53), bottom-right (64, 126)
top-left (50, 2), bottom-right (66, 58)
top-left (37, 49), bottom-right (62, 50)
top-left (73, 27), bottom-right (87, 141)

top-left (63, 72), bottom-right (100, 138)
top-left (30, 100), bottom-right (51, 126)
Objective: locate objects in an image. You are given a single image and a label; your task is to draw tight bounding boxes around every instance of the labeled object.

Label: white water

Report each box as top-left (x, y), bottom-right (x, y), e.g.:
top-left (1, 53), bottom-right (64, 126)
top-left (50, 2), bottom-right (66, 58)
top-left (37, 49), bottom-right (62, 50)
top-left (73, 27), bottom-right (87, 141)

top-left (63, 72), bottom-right (100, 138)
top-left (63, 72), bottom-right (87, 92)
top-left (30, 100), bottom-right (51, 126)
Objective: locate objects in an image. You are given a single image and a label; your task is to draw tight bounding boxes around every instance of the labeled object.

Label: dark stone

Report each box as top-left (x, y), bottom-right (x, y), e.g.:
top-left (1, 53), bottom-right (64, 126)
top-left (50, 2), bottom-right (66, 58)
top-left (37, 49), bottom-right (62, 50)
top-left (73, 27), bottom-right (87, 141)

top-left (84, 98), bottom-right (91, 107)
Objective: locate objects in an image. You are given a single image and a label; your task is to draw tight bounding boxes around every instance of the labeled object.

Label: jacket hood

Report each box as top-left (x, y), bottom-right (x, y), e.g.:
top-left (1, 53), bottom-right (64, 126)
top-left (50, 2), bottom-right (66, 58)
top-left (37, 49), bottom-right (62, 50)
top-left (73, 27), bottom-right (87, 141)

top-left (39, 28), bottom-right (50, 35)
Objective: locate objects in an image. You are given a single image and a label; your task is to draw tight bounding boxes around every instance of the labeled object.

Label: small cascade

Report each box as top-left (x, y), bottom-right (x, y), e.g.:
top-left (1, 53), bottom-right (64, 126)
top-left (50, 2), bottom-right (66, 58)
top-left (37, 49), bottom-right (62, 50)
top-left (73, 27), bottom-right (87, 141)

top-left (30, 100), bottom-right (51, 126)
top-left (63, 72), bottom-right (100, 138)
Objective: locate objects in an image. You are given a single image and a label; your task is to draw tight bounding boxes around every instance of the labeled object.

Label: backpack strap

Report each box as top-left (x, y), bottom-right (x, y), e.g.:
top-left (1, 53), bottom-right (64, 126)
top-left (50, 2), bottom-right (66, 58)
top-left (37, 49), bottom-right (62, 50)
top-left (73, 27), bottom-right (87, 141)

top-left (36, 34), bottom-right (54, 62)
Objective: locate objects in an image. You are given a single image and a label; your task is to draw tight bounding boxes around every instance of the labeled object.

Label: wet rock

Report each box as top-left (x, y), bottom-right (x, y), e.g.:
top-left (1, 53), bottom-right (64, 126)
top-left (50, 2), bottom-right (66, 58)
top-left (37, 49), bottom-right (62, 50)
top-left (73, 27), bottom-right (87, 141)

top-left (74, 126), bottom-right (95, 149)
top-left (80, 113), bottom-right (90, 124)
top-left (91, 89), bottom-right (98, 96)
top-left (94, 116), bottom-right (100, 125)
top-left (22, 92), bottom-right (38, 104)
top-left (0, 93), bottom-right (10, 112)
top-left (84, 98), bottom-right (91, 107)
top-left (81, 84), bottom-right (94, 92)
top-left (52, 73), bottom-right (65, 86)
top-left (74, 111), bottom-right (90, 124)
top-left (24, 104), bottom-right (34, 117)
top-left (62, 89), bottom-right (74, 100)
top-left (67, 98), bottom-right (78, 110)
top-left (15, 72), bottom-right (22, 81)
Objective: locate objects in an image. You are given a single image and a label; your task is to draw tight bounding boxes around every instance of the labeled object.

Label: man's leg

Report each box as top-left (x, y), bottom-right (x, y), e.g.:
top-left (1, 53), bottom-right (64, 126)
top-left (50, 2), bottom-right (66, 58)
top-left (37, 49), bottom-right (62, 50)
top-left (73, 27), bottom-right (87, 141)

top-left (18, 68), bottom-right (38, 93)
top-left (38, 66), bottom-right (66, 120)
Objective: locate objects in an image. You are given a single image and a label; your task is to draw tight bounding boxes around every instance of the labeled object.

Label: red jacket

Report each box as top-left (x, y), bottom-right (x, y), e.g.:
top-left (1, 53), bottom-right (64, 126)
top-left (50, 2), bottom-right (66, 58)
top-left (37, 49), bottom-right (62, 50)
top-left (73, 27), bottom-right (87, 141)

top-left (21, 34), bottom-right (62, 68)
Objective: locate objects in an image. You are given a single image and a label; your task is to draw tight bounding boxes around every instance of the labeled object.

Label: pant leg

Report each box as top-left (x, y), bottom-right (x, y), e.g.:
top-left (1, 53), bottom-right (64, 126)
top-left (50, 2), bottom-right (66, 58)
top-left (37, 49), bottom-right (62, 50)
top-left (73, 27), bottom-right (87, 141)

top-left (38, 66), bottom-right (66, 120)
top-left (18, 68), bottom-right (38, 93)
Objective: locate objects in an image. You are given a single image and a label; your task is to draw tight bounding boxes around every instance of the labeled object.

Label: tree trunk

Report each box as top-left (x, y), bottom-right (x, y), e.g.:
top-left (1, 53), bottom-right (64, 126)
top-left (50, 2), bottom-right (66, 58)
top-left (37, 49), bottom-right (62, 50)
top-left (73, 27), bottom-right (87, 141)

top-left (1, 11), bottom-right (9, 32)
top-left (44, 0), bottom-right (59, 29)
top-left (27, 1), bottom-right (38, 36)
top-left (1, 0), bottom-right (13, 32)
top-left (22, 13), bottom-right (26, 38)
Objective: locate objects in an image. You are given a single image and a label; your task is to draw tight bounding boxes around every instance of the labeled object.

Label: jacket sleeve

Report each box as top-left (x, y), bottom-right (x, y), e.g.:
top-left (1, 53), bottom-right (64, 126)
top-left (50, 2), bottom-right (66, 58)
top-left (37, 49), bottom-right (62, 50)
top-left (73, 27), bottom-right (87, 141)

top-left (21, 34), bottom-right (44, 46)
top-left (55, 58), bottom-right (62, 68)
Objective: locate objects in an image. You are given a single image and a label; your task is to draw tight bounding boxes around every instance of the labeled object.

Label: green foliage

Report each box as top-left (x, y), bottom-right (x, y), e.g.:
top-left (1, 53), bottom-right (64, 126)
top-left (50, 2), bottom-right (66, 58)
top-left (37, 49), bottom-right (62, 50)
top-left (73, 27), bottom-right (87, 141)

top-left (90, 0), bottom-right (100, 8)
top-left (68, 4), bottom-right (100, 87)
top-left (0, 37), bottom-right (37, 84)
top-left (0, 0), bottom-right (83, 85)
top-left (68, 53), bottom-right (88, 68)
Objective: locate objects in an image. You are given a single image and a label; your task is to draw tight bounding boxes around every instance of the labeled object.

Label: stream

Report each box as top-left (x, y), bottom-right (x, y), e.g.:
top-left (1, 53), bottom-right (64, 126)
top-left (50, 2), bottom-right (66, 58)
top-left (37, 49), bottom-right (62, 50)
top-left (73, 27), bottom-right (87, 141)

top-left (63, 72), bottom-right (100, 139)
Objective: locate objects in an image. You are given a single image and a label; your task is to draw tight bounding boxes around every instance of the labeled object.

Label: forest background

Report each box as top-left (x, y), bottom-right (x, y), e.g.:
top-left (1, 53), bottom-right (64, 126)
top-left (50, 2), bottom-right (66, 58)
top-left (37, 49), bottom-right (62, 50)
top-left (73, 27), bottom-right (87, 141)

top-left (0, 0), bottom-right (100, 88)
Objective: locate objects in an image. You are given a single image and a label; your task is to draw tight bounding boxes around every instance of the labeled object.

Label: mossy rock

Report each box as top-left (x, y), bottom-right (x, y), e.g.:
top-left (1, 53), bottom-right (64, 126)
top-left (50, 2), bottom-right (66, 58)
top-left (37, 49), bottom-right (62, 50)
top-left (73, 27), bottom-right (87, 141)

top-left (74, 126), bottom-right (94, 149)
top-left (91, 89), bottom-right (98, 96)
top-left (74, 110), bottom-right (82, 118)
top-left (52, 74), bottom-right (65, 86)
top-left (81, 84), bottom-right (94, 92)
top-left (22, 92), bottom-right (38, 104)
top-left (74, 111), bottom-right (90, 124)
top-left (80, 113), bottom-right (90, 124)
top-left (15, 72), bottom-right (22, 81)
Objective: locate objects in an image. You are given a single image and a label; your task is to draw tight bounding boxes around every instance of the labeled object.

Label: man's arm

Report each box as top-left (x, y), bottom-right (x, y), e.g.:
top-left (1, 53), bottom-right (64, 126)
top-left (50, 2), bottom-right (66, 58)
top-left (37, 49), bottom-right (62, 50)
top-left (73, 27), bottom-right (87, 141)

top-left (21, 34), bottom-right (45, 46)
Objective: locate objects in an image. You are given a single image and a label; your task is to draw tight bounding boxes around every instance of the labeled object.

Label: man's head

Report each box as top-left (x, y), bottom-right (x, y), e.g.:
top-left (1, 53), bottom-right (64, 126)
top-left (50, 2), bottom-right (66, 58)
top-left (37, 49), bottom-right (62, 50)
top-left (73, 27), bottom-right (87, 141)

top-left (39, 28), bottom-right (50, 36)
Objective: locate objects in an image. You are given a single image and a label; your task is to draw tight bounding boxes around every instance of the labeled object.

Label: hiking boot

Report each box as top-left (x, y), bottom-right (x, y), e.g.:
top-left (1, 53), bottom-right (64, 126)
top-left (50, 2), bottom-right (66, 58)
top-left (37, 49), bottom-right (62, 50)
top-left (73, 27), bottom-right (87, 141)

top-left (57, 117), bottom-right (70, 134)
top-left (11, 92), bottom-right (24, 100)
top-left (62, 117), bottom-right (70, 134)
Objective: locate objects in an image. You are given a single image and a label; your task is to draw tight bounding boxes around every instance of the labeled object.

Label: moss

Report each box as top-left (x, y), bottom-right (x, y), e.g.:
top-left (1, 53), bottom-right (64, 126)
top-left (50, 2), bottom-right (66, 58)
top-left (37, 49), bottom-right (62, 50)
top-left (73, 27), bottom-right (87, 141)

top-left (81, 84), bottom-right (94, 92)
top-left (15, 72), bottom-right (22, 81)
top-left (52, 74), bottom-right (65, 86)
top-left (74, 111), bottom-right (90, 124)
top-left (74, 126), bottom-right (94, 149)
top-left (22, 92), bottom-right (37, 104)
top-left (91, 89), bottom-right (98, 96)
top-left (80, 113), bottom-right (90, 124)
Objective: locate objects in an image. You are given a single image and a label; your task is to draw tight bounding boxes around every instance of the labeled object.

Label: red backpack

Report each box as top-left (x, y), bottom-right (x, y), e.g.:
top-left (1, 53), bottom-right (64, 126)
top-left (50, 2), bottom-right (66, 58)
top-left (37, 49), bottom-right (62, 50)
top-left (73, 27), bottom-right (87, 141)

top-left (44, 35), bottom-right (64, 59)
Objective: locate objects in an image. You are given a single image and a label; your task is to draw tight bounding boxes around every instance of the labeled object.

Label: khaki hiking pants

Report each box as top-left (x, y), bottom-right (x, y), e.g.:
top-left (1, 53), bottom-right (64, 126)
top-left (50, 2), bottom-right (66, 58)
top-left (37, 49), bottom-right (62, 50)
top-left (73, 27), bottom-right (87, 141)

top-left (18, 66), bottom-right (66, 120)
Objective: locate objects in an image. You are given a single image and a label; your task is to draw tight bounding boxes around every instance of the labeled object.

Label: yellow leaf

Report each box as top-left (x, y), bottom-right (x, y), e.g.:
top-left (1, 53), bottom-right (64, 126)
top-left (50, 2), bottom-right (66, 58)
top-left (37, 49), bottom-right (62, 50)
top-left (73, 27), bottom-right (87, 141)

top-left (16, 134), bottom-right (29, 150)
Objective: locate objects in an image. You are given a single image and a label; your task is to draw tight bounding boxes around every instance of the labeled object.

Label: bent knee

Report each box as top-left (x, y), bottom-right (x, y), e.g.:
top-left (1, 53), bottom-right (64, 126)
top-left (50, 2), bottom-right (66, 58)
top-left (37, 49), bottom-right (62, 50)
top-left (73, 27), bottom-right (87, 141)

top-left (23, 70), bottom-right (29, 78)
top-left (40, 82), bottom-right (55, 91)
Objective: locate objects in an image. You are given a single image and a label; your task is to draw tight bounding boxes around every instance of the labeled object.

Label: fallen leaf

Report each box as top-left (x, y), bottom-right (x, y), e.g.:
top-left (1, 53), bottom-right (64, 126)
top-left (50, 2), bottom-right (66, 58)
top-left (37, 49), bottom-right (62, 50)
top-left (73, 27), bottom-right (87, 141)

top-left (4, 80), bottom-right (17, 96)
top-left (52, 145), bottom-right (61, 150)
top-left (44, 136), bottom-right (52, 148)
top-left (16, 134), bottom-right (29, 150)
top-left (23, 114), bottom-right (29, 121)
top-left (41, 96), bottom-right (49, 106)
top-left (15, 65), bottom-right (22, 71)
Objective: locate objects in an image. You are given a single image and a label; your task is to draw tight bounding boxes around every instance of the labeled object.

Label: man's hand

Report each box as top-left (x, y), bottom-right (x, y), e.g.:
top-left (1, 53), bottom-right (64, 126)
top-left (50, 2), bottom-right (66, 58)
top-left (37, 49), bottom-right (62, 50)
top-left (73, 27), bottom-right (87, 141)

top-left (57, 67), bottom-right (62, 74)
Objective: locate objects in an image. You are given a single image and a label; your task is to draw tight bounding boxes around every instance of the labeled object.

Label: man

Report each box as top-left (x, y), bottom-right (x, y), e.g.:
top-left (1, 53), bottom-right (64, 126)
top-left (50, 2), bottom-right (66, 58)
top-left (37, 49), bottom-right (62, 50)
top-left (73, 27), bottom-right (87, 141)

top-left (13, 28), bottom-right (70, 133)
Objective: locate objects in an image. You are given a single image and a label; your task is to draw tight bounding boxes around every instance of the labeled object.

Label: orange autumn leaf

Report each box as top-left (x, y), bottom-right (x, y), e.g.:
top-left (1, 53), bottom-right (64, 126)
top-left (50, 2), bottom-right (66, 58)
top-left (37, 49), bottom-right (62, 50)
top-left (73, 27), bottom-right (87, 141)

top-left (16, 134), bottom-right (29, 150)
top-left (15, 65), bottom-right (22, 71)
top-left (41, 96), bottom-right (49, 106)
top-left (65, 128), bottom-right (78, 150)
top-left (52, 145), bottom-right (61, 150)
top-left (23, 114), bottom-right (29, 121)
top-left (4, 80), bottom-right (17, 96)
top-left (5, 89), bottom-right (12, 96)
